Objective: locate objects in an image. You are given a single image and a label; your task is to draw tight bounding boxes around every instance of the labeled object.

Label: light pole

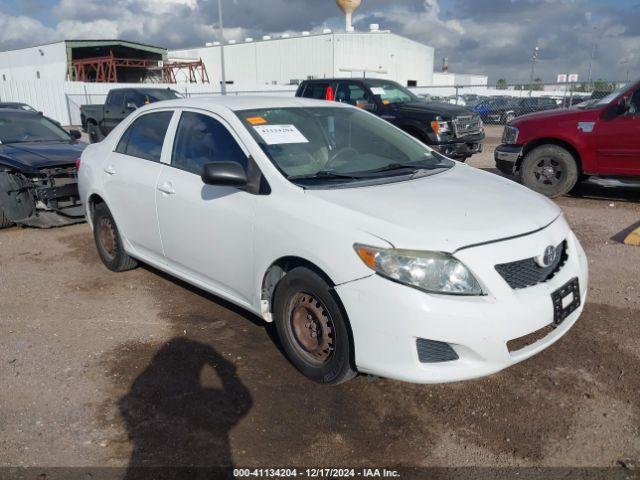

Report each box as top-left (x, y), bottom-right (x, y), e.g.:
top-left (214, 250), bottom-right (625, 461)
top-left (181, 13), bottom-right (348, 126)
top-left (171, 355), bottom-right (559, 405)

top-left (217, 0), bottom-right (227, 95)
top-left (587, 26), bottom-right (600, 87)
top-left (529, 46), bottom-right (539, 96)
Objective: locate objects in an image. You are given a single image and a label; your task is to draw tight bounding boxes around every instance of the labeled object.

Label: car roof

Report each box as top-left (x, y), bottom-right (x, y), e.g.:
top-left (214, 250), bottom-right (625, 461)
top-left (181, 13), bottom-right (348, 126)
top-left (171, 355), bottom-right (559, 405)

top-left (0, 102), bottom-right (28, 106)
top-left (0, 109), bottom-right (40, 117)
top-left (140, 95), bottom-right (352, 112)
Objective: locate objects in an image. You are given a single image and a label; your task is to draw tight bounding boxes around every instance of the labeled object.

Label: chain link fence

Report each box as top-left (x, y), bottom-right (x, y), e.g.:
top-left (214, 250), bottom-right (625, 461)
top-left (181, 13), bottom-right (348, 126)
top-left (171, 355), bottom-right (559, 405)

top-left (411, 80), bottom-right (629, 124)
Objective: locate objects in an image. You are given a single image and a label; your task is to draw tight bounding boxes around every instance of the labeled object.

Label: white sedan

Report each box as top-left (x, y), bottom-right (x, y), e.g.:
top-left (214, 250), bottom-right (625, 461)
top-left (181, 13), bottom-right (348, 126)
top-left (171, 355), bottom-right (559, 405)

top-left (78, 96), bottom-right (588, 385)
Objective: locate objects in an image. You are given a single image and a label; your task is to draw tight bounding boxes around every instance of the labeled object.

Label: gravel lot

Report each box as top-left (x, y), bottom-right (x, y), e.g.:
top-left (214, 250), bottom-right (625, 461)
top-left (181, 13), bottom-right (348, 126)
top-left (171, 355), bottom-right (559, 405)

top-left (1, 126), bottom-right (639, 472)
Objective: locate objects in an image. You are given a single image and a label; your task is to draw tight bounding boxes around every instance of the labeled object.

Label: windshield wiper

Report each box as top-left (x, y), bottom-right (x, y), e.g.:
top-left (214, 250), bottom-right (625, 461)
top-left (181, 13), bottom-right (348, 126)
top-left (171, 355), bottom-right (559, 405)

top-left (360, 162), bottom-right (450, 175)
top-left (288, 170), bottom-right (362, 181)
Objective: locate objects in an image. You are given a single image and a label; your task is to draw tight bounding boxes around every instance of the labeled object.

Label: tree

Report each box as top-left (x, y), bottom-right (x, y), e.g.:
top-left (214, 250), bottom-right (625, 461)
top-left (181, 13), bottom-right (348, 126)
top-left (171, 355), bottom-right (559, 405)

top-left (496, 78), bottom-right (508, 90)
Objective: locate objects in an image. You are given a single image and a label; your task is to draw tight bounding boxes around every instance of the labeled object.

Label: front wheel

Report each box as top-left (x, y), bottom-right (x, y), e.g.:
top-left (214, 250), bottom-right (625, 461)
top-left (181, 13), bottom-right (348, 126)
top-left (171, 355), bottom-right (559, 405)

top-left (92, 203), bottom-right (138, 272)
top-left (519, 145), bottom-right (578, 198)
top-left (273, 267), bottom-right (356, 385)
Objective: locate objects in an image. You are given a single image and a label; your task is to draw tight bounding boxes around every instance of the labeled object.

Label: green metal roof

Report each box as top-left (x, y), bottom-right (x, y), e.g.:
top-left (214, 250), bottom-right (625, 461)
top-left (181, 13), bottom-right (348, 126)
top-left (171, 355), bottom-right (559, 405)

top-left (65, 39), bottom-right (167, 58)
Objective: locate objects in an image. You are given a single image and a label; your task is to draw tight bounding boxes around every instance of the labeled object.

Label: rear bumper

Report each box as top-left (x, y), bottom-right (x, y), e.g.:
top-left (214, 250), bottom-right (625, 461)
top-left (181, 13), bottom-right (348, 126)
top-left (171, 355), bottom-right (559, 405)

top-left (335, 217), bottom-right (588, 383)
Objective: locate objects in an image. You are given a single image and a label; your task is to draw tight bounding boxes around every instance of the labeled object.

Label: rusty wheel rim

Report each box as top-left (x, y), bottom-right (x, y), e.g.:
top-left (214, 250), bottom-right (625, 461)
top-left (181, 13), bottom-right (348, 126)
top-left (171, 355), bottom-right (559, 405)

top-left (97, 217), bottom-right (117, 261)
top-left (287, 292), bottom-right (335, 365)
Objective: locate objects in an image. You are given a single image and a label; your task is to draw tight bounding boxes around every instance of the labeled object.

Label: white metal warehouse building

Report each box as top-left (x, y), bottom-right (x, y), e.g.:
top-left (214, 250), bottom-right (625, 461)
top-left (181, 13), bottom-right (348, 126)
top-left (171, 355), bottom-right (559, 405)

top-left (170, 29), bottom-right (435, 88)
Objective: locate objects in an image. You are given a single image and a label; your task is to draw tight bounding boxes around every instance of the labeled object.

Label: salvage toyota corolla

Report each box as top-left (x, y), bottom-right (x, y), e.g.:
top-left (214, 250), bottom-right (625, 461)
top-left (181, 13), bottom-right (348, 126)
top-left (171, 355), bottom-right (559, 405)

top-left (78, 96), bottom-right (588, 385)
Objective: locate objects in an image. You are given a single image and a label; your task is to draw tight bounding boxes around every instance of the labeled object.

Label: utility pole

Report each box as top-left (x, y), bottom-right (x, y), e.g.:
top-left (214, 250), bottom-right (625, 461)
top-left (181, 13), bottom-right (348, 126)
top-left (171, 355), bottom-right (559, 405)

top-left (529, 46), bottom-right (539, 97)
top-left (217, 0), bottom-right (227, 95)
top-left (587, 41), bottom-right (596, 86)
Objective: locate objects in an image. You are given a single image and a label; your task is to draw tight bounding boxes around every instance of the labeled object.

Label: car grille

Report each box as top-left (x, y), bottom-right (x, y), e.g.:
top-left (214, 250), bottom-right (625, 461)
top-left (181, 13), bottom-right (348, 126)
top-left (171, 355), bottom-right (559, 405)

top-left (452, 115), bottom-right (482, 137)
top-left (495, 241), bottom-right (567, 289)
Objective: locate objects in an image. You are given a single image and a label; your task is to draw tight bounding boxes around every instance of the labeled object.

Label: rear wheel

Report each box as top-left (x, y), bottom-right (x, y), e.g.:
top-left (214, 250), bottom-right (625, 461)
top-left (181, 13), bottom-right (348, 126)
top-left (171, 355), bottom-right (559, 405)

top-left (87, 122), bottom-right (104, 144)
top-left (273, 267), bottom-right (356, 385)
top-left (503, 112), bottom-right (516, 124)
top-left (0, 208), bottom-right (14, 229)
top-left (519, 145), bottom-right (579, 198)
top-left (92, 203), bottom-right (138, 272)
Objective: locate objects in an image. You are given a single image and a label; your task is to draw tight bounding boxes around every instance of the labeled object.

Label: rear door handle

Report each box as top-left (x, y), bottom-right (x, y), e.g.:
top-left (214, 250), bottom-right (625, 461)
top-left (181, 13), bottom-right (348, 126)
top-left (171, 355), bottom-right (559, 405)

top-left (104, 165), bottom-right (116, 175)
top-left (157, 182), bottom-right (176, 195)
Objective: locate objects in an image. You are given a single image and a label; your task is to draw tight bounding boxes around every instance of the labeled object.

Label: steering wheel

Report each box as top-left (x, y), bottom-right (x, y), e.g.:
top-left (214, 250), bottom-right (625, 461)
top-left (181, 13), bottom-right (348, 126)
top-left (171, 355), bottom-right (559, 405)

top-left (323, 147), bottom-right (359, 170)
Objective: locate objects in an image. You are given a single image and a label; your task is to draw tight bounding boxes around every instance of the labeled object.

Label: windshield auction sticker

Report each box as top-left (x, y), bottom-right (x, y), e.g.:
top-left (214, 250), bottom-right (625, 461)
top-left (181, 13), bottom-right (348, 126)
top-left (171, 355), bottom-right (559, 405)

top-left (253, 125), bottom-right (309, 145)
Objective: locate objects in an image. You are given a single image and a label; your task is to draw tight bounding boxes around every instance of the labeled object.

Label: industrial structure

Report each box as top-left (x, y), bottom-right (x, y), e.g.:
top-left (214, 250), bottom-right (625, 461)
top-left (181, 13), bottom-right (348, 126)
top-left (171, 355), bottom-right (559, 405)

top-left (170, 27), bottom-right (435, 88)
top-left (0, 39), bottom-right (209, 84)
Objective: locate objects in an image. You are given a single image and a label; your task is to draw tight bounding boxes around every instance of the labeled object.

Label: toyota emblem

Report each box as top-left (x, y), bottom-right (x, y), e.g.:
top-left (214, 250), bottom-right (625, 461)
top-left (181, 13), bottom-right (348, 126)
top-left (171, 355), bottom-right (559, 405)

top-left (537, 245), bottom-right (557, 267)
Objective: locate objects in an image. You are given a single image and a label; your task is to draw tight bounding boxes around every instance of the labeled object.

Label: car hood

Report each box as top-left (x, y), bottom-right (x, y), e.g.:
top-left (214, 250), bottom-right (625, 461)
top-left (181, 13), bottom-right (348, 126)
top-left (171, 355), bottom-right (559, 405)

top-left (392, 101), bottom-right (473, 119)
top-left (0, 141), bottom-right (86, 171)
top-left (305, 164), bottom-right (561, 252)
top-left (512, 106), bottom-right (600, 125)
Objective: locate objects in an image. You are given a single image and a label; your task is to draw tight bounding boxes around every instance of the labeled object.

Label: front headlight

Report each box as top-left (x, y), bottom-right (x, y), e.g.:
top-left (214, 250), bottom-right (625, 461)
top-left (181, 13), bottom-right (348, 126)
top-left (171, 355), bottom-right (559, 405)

top-left (502, 125), bottom-right (519, 144)
top-left (354, 244), bottom-right (483, 295)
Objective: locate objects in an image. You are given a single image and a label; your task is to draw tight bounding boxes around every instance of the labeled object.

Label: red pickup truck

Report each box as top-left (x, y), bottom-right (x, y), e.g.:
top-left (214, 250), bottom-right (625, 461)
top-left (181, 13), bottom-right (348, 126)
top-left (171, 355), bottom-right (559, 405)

top-left (495, 79), bottom-right (640, 197)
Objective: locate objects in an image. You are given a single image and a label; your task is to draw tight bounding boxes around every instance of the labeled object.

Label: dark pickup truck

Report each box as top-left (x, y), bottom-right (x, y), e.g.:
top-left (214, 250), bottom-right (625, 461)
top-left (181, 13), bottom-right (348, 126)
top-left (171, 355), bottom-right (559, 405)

top-left (296, 79), bottom-right (484, 161)
top-left (80, 88), bottom-right (180, 143)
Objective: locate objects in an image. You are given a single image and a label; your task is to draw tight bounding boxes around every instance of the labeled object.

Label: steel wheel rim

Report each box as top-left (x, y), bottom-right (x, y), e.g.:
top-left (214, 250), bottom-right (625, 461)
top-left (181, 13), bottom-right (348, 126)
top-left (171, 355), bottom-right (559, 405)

top-left (98, 217), bottom-right (117, 261)
top-left (287, 292), bottom-right (335, 365)
top-left (533, 158), bottom-right (563, 186)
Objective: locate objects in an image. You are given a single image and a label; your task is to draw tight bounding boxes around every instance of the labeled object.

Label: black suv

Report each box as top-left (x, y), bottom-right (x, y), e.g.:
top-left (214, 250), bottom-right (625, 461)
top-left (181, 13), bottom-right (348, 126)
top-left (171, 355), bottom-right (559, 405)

top-left (296, 79), bottom-right (485, 161)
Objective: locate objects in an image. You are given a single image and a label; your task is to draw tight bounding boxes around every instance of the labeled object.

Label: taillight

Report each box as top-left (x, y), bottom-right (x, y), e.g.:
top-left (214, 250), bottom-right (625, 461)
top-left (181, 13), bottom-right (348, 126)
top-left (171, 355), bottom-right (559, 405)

top-left (75, 157), bottom-right (81, 171)
top-left (325, 86), bottom-right (335, 101)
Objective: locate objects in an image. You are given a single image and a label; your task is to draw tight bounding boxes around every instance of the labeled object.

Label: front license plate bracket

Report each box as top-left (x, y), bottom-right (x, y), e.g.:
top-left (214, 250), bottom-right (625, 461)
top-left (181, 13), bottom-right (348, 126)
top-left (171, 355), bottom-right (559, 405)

top-left (551, 277), bottom-right (580, 325)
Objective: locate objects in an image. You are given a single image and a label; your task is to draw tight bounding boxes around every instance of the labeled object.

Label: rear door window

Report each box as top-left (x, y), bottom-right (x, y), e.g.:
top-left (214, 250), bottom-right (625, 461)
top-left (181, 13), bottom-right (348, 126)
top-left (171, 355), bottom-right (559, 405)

top-left (301, 83), bottom-right (332, 100)
top-left (118, 111), bottom-right (173, 161)
top-left (107, 91), bottom-right (125, 109)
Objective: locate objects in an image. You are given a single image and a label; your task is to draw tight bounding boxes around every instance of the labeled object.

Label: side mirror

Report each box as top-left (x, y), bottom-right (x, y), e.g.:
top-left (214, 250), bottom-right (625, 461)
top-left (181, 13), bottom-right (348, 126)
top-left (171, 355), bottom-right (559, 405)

top-left (617, 97), bottom-right (631, 115)
top-left (69, 129), bottom-right (82, 140)
top-left (201, 162), bottom-right (248, 188)
top-left (125, 101), bottom-right (138, 111)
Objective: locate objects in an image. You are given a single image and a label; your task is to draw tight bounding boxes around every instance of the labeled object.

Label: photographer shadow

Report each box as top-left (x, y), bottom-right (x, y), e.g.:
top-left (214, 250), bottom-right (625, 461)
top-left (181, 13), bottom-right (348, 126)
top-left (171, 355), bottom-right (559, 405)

top-left (119, 337), bottom-right (253, 479)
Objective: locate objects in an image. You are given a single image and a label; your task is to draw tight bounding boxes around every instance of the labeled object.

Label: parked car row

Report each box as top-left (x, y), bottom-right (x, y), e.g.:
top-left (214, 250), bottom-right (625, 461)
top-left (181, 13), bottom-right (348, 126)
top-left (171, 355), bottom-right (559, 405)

top-left (7, 78), bottom-right (637, 386)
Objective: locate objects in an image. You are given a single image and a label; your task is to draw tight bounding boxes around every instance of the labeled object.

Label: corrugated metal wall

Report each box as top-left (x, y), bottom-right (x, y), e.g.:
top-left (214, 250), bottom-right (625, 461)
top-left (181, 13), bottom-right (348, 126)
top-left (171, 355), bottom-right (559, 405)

top-left (0, 80), bottom-right (297, 126)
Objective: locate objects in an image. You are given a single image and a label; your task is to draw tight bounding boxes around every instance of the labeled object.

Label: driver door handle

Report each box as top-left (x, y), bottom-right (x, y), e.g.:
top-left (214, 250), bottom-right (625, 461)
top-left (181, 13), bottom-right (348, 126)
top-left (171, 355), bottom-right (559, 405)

top-left (157, 182), bottom-right (176, 195)
top-left (104, 165), bottom-right (116, 175)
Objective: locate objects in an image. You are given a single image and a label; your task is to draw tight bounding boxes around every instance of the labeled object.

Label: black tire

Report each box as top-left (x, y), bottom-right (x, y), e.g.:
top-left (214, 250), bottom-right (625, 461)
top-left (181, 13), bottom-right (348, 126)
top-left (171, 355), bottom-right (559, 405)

top-left (273, 267), bottom-right (356, 385)
top-left (519, 145), bottom-right (579, 198)
top-left (92, 202), bottom-right (138, 272)
top-left (503, 112), bottom-right (516, 124)
top-left (87, 122), bottom-right (104, 144)
top-left (0, 208), bottom-right (14, 229)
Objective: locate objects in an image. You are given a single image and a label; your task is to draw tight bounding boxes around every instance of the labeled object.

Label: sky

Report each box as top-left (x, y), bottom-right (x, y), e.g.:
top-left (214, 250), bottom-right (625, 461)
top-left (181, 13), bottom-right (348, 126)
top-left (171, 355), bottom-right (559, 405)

top-left (0, 0), bottom-right (638, 83)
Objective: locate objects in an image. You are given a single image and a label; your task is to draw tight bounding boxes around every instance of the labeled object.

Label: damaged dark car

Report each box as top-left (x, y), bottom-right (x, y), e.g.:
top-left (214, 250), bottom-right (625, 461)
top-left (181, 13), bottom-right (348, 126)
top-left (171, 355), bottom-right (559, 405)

top-left (0, 110), bottom-right (86, 229)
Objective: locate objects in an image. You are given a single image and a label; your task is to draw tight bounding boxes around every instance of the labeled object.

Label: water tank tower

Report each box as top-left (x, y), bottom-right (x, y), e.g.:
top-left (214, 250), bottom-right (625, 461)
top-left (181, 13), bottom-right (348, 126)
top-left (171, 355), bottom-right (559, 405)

top-left (336, 0), bottom-right (362, 32)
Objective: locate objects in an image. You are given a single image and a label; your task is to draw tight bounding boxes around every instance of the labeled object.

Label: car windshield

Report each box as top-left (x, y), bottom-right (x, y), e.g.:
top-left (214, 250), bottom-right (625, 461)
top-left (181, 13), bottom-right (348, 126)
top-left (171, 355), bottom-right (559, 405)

top-left (139, 89), bottom-right (181, 102)
top-left (237, 107), bottom-right (453, 185)
top-left (366, 81), bottom-right (418, 105)
top-left (590, 82), bottom-right (632, 107)
top-left (0, 114), bottom-right (70, 144)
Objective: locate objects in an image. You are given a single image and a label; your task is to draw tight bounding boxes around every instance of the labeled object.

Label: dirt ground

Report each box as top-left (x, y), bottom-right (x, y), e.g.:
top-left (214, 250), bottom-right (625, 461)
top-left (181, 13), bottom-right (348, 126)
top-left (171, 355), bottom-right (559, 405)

top-left (1, 126), bottom-right (639, 473)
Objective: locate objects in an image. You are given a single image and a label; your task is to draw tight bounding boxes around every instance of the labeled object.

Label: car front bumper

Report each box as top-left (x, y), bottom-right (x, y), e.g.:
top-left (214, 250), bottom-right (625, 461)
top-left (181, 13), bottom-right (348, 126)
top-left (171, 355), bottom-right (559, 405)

top-left (335, 217), bottom-right (588, 384)
top-left (494, 144), bottom-right (523, 175)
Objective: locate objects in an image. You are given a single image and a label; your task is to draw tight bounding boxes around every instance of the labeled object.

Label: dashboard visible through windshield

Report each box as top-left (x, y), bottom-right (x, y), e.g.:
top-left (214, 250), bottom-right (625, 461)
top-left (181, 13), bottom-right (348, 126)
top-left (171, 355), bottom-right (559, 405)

top-left (236, 106), bottom-right (453, 187)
